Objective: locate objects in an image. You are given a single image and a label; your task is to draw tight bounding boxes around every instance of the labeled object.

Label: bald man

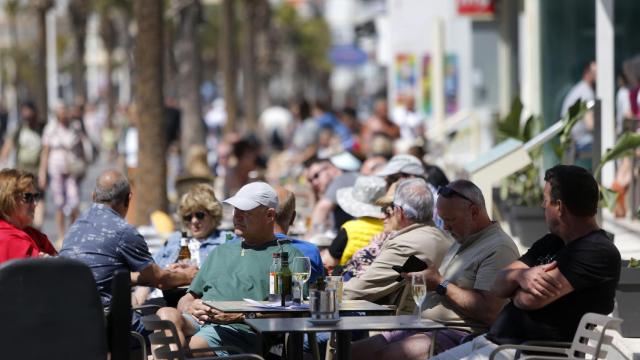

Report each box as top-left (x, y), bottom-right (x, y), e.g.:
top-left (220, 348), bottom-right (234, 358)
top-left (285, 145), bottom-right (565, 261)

top-left (274, 186), bottom-right (323, 283)
top-left (60, 169), bottom-right (196, 334)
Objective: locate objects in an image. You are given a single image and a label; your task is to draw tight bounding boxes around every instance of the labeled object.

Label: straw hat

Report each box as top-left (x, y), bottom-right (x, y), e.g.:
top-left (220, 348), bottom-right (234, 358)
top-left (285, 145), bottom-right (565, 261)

top-left (336, 176), bottom-right (386, 219)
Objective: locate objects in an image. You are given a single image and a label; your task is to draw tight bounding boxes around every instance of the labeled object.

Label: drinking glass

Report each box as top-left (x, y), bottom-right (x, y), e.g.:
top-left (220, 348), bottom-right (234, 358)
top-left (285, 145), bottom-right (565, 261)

top-left (292, 257), bottom-right (312, 303)
top-left (412, 273), bottom-right (427, 322)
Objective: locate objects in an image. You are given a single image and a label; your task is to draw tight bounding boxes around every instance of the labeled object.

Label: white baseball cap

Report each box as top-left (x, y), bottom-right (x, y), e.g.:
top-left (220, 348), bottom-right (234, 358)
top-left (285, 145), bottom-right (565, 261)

top-left (223, 182), bottom-right (278, 211)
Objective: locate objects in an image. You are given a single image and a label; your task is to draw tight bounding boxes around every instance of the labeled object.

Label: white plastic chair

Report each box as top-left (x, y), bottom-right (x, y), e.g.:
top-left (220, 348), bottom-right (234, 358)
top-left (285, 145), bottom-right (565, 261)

top-left (489, 312), bottom-right (626, 360)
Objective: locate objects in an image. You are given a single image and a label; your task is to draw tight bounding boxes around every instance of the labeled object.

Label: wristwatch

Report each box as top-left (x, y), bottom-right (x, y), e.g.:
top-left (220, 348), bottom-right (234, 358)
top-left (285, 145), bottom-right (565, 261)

top-left (435, 279), bottom-right (450, 296)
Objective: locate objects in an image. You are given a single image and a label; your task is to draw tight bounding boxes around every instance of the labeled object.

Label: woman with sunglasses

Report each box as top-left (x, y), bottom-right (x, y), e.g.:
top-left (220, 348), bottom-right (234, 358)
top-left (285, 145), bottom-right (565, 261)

top-left (0, 169), bottom-right (57, 263)
top-left (154, 184), bottom-right (231, 269)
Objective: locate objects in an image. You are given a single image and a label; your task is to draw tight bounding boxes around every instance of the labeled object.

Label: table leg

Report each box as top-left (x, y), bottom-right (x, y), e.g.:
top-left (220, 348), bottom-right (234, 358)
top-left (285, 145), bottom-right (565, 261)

top-left (287, 332), bottom-right (304, 360)
top-left (335, 331), bottom-right (352, 360)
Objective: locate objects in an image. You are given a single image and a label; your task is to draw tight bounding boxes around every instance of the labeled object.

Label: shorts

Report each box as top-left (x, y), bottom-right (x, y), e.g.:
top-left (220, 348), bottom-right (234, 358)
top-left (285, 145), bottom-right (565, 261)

top-left (182, 313), bottom-right (260, 354)
top-left (50, 173), bottom-right (80, 212)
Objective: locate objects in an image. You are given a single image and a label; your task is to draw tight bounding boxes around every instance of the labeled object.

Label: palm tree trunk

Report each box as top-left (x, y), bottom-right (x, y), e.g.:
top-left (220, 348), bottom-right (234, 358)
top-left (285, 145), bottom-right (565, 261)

top-left (221, 0), bottom-right (238, 133)
top-left (69, 0), bottom-right (89, 102)
top-left (34, 1), bottom-right (53, 124)
top-left (175, 0), bottom-right (205, 159)
top-left (133, 0), bottom-right (167, 225)
top-left (241, 0), bottom-right (258, 132)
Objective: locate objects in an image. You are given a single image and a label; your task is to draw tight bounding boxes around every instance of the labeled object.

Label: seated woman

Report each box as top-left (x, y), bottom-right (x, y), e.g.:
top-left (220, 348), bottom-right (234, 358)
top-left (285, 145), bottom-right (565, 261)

top-left (0, 168), bottom-right (57, 263)
top-left (133, 184), bottom-right (231, 305)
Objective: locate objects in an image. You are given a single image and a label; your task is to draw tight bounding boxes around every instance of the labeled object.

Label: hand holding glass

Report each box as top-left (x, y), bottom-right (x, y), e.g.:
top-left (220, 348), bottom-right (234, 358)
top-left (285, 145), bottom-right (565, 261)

top-left (292, 257), bottom-right (311, 303)
top-left (412, 273), bottom-right (427, 322)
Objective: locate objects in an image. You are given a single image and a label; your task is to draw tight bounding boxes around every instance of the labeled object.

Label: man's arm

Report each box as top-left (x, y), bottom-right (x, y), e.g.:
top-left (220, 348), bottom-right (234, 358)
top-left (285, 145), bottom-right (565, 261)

top-left (512, 265), bottom-right (573, 310)
top-left (417, 266), bottom-right (506, 326)
top-left (310, 198), bottom-right (334, 231)
top-left (134, 263), bottom-right (197, 289)
top-left (491, 260), bottom-right (530, 298)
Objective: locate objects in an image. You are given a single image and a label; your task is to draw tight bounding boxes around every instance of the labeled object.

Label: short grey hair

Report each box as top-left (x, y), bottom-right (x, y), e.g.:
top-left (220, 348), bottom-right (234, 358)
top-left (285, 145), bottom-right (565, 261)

top-left (448, 179), bottom-right (486, 210)
top-left (94, 176), bottom-right (131, 205)
top-left (394, 178), bottom-right (433, 223)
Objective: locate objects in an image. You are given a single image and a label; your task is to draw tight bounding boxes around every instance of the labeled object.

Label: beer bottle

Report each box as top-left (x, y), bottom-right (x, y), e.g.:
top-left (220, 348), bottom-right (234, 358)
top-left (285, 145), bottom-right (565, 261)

top-left (177, 232), bottom-right (191, 263)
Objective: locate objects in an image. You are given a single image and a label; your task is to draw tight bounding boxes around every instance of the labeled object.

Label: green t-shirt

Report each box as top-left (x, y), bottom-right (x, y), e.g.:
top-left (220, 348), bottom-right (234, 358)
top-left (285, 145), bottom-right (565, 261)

top-left (189, 239), bottom-right (304, 301)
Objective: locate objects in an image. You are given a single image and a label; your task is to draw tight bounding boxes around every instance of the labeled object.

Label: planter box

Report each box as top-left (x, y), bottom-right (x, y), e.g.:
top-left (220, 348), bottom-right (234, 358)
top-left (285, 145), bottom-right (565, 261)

top-left (616, 261), bottom-right (640, 338)
top-left (507, 206), bottom-right (547, 248)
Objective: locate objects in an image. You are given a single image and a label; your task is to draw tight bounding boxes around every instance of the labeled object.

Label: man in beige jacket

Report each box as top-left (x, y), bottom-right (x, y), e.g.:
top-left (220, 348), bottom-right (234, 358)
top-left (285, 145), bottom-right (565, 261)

top-left (343, 178), bottom-right (453, 314)
top-left (351, 179), bottom-right (520, 360)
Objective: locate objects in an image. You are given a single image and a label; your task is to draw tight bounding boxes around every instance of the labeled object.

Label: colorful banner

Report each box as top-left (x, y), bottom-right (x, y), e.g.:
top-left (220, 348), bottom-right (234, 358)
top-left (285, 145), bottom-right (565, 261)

top-left (422, 55), bottom-right (432, 115)
top-left (445, 54), bottom-right (459, 115)
top-left (394, 54), bottom-right (417, 106)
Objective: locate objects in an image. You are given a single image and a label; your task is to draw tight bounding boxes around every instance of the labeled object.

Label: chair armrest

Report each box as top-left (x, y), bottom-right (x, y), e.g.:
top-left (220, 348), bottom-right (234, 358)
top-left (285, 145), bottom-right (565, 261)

top-left (133, 304), bottom-right (160, 316)
top-left (188, 345), bottom-right (244, 356)
top-left (521, 341), bottom-right (571, 348)
top-left (489, 344), bottom-right (568, 360)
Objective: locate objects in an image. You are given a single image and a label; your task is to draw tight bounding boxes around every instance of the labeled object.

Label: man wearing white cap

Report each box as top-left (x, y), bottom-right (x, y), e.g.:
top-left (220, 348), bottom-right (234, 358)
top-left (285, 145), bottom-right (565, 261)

top-left (156, 182), bottom-right (303, 354)
top-left (376, 154), bottom-right (426, 186)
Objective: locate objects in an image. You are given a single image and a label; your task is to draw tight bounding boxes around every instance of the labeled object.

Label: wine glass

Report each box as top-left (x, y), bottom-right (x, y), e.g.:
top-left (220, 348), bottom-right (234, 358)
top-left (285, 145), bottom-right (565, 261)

top-left (412, 273), bottom-right (427, 322)
top-left (292, 257), bottom-right (312, 303)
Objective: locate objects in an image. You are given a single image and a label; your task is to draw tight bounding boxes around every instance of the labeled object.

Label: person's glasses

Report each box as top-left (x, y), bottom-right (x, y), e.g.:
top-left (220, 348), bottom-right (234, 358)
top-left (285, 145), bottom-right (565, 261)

top-left (381, 204), bottom-right (394, 216)
top-left (438, 186), bottom-right (473, 204)
top-left (21, 192), bottom-right (42, 204)
top-left (183, 211), bottom-right (206, 222)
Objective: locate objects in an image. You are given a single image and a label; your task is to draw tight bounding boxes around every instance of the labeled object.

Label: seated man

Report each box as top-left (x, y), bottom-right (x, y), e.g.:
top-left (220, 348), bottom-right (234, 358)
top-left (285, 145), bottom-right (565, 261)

top-left (156, 182), bottom-right (303, 353)
top-left (343, 178), bottom-right (453, 314)
top-left (59, 170), bottom-right (197, 334)
top-left (352, 179), bottom-right (520, 359)
top-left (432, 165), bottom-right (621, 360)
top-left (274, 186), bottom-right (323, 283)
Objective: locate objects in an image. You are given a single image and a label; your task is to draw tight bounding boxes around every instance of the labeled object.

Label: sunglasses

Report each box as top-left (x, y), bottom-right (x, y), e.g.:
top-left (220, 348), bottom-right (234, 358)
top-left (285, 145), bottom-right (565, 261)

top-left (381, 204), bottom-right (393, 216)
top-left (21, 192), bottom-right (42, 204)
top-left (183, 211), bottom-right (206, 222)
top-left (438, 186), bottom-right (473, 203)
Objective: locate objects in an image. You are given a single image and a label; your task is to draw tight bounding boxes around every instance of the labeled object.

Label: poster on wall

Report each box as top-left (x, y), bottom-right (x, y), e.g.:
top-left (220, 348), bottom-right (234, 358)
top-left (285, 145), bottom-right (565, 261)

top-left (422, 55), bottom-right (432, 115)
top-left (394, 54), bottom-right (417, 106)
top-left (445, 54), bottom-right (459, 114)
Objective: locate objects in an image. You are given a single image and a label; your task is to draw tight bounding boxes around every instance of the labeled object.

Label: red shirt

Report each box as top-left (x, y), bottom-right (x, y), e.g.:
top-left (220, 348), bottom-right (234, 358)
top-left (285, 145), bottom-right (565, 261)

top-left (0, 219), bottom-right (57, 263)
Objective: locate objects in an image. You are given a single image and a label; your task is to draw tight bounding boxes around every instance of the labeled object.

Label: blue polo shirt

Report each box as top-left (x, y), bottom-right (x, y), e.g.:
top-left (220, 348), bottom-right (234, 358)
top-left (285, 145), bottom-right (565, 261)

top-left (275, 232), bottom-right (324, 283)
top-left (60, 203), bottom-right (154, 309)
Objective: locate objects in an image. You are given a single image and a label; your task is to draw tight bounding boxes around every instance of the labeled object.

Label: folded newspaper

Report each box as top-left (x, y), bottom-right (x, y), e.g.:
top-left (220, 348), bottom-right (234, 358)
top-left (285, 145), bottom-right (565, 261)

top-left (243, 298), bottom-right (309, 309)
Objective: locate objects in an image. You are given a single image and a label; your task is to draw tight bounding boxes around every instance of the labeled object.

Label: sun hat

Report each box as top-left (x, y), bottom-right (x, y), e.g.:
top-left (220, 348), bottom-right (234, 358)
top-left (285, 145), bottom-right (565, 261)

top-left (375, 154), bottom-right (425, 177)
top-left (336, 175), bottom-right (386, 219)
top-left (223, 182), bottom-right (278, 211)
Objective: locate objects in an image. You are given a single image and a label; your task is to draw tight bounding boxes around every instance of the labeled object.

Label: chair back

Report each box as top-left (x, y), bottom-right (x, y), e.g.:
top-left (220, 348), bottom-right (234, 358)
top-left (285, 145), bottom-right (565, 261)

top-left (108, 269), bottom-right (132, 360)
top-left (142, 314), bottom-right (188, 360)
top-left (0, 257), bottom-right (108, 359)
top-left (568, 312), bottom-right (623, 359)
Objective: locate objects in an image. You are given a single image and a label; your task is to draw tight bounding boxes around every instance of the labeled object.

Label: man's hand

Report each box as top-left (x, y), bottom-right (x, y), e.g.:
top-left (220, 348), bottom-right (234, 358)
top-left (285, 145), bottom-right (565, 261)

top-left (402, 267), bottom-right (443, 291)
top-left (169, 264), bottom-right (198, 282)
top-left (209, 309), bottom-right (245, 324)
top-left (187, 298), bottom-right (214, 324)
top-left (517, 261), bottom-right (561, 298)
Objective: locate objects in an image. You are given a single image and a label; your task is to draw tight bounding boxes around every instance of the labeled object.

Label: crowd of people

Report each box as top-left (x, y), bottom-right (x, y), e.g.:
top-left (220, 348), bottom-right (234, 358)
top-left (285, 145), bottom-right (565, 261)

top-left (0, 93), bottom-right (626, 360)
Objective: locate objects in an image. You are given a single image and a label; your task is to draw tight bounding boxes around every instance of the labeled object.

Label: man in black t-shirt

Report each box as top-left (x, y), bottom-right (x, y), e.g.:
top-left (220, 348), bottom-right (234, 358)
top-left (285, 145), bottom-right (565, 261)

top-left (431, 165), bottom-right (621, 360)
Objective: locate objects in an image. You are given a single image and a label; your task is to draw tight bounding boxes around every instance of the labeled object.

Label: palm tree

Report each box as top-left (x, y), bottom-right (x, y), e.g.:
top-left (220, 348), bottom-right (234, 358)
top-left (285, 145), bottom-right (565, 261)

top-left (133, 0), bottom-right (167, 225)
top-left (171, 0), bottom-right (206, 160)
top-left (4, 0), bottom-right (20, 107)
top-left (241, 0), bottom-right (258, 132)
top-left (221, 0), bottom-right (238, 133)
top-left (68, 0), bottom-right (90, 102)
top-left (32, 0), bottom-right (54, 124)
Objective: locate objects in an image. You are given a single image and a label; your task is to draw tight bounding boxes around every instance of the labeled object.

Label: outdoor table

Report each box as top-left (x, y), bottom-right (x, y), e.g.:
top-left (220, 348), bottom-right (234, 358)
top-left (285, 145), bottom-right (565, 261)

top-left (245, 315), bottom-right (445, 360)
top-left (203, 299), bottom-right (394, 316)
